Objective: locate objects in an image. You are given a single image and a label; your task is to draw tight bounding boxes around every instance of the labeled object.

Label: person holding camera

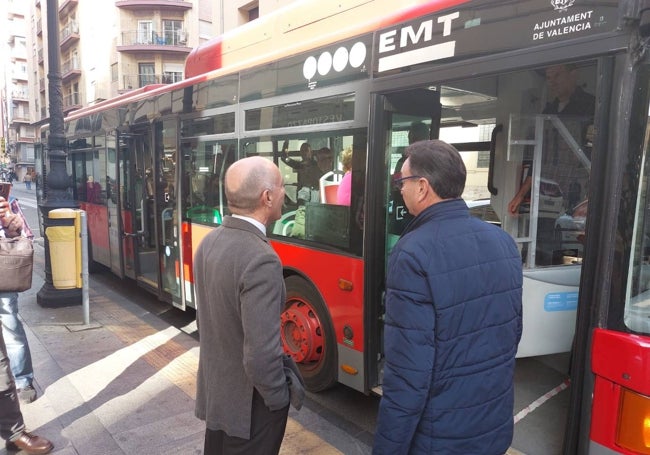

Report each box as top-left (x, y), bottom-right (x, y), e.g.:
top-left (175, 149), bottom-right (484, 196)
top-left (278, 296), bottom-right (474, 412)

top-left (0, 196), bottom-right (53, 454)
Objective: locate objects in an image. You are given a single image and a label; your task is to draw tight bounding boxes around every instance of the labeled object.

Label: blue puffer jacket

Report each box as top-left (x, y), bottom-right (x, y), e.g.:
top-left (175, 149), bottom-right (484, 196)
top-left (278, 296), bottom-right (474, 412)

top-left (373, 199), bottom-right (522, 455)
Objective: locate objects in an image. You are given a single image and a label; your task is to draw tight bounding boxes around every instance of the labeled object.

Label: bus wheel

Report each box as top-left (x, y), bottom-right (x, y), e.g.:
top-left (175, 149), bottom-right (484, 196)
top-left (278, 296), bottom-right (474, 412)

top-left (281, 275), bottom-right (337, 392)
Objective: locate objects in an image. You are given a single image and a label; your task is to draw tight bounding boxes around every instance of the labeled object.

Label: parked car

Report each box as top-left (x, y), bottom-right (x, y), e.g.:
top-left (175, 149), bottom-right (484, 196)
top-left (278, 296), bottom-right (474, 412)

top-left (466, 198), bottom-right (501, 226)
top-left (554, 199), bottom-right (588, 255)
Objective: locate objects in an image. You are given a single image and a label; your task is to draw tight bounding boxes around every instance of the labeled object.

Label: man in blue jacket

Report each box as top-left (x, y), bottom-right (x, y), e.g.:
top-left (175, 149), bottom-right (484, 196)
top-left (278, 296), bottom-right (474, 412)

top-left (374, 140), bottom-right (523, 454)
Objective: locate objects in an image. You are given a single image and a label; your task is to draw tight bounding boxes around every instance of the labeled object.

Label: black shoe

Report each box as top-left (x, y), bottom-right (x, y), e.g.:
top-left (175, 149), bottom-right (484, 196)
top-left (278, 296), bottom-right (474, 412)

top-left (17, 385), bottom-right (37, 404)
top-left (6, 431), bottom-right (53, 454)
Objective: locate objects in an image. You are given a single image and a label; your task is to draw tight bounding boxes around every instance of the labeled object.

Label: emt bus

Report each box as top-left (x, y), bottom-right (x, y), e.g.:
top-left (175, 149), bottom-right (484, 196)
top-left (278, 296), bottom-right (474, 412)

top-left (36, 0), bottom-right (650, 451)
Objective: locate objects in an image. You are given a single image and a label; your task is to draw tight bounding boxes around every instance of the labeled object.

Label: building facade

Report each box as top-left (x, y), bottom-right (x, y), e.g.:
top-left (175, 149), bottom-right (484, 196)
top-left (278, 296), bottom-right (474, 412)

top-left (0, 0), bottom-right (36, 182)
top-left (28, 0), bottom-right (294, 123)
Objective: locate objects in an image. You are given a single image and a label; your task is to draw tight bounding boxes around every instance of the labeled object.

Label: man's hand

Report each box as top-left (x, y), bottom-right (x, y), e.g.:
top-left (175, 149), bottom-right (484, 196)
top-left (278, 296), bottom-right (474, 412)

top-left (0, 197), bottom-right (23, 237)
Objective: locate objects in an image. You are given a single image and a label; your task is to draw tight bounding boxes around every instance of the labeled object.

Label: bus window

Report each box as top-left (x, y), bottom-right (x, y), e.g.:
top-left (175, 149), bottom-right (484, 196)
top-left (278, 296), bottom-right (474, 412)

top-left (244, 131), bottom-right (366, 253)
top-left (181, 138), bottom-right (235, 224)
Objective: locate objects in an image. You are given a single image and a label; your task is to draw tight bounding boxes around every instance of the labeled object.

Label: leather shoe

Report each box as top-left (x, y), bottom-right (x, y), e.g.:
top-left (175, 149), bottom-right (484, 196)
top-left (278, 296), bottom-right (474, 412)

top-left (17, 385), bottom-right (37, 404)
top-left (5, 431), bottom-right (53, 454)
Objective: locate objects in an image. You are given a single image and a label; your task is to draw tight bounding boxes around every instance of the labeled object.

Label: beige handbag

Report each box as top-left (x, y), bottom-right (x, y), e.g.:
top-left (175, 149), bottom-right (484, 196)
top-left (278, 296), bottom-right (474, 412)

top-left (0, 236), bottom-right (33, 292)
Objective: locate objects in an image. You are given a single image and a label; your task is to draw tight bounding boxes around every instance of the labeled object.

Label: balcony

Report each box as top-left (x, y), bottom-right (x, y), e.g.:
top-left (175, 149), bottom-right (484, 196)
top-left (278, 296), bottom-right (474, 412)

top-left (63, 91), bottom-right (81, 113)
top-left (38, 48), bottom-right (44, 63)
top-left (12, 91), bottom-right (29, 102)
top-left (60, 21), bottom-right (79, 51)
top-left (40, 107), bottom-right (47, 119)
top-left (12, 71), bottom-right (28, 82)
top-left (122, 72), bottom-right (181, 91)
top-left (39, 78), bottom-right (45, 92)
top-left (117, 30), bottom-right (190, 55)
top-left (62, 57), bottom-right (81, 82)
top-left (11, 109), bottom-right (30, 123)
top-left (59, 0), bottom-right (78, 18)
top-left (36, 21), bottom-right (42, 36)
top-left (115, 0), bottom-right (192, 12)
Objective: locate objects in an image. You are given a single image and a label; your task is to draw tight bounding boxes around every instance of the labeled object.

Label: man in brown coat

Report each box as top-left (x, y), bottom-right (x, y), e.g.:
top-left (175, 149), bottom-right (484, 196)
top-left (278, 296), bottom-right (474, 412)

top-left (194, 156), bottom-right (299, 454)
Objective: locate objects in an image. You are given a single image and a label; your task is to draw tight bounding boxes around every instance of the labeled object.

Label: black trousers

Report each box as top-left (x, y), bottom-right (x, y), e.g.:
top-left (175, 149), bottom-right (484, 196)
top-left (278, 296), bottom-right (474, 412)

top-left (204, 389), bottom-right (289, 455)
top-left (0, 328), bottom-right (24, 441)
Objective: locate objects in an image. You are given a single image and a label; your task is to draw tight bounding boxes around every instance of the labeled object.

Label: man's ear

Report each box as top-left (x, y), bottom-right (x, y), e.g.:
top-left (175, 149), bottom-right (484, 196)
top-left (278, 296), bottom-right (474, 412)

top-left (263, 188), bottom-right (273, 207)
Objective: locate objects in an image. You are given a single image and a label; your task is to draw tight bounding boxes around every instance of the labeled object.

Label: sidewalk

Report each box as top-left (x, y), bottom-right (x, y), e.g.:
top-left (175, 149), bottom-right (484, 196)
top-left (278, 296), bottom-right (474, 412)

top-left (2, 243), bottom-right (367, 455)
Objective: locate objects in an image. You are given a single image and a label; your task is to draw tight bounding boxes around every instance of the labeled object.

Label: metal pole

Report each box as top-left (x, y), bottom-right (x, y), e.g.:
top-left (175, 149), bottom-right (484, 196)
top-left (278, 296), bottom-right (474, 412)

top-left (37, 0), bottom-right (81, 307)
top-left (80, 211), bottom-right (89, 325)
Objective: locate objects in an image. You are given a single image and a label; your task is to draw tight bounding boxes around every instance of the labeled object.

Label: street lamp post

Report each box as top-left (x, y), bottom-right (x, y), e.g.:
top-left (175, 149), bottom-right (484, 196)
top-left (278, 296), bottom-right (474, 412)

top-left (36, 0), bottom-right (81, 307)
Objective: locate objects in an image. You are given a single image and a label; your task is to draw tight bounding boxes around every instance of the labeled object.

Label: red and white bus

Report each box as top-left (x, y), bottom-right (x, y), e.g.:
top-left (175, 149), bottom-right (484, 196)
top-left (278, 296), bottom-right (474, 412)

top-left (36, 0), bottom-right (650, 451)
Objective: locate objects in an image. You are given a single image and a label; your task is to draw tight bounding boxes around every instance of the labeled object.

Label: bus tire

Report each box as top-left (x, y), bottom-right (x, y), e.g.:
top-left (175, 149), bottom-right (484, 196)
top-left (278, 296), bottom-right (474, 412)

top-left (281, 275), bottom-right (337, 392)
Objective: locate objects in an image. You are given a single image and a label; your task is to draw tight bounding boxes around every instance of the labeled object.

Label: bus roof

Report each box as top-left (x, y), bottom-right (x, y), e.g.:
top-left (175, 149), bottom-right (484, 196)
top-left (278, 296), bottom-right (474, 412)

top-left (61, 0), bottom-right (467, 124)
top-left (184, 0), bottom-right (468, 78)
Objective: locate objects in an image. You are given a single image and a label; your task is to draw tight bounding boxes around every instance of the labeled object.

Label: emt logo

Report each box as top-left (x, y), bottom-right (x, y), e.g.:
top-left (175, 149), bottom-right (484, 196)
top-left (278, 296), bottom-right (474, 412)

top-left (376, 11), bottom-right (459, 73)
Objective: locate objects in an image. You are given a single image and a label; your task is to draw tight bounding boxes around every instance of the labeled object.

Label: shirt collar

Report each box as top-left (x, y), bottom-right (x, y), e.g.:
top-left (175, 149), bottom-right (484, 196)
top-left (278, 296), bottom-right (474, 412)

top-left (232, 214), bottom-right (266, 235)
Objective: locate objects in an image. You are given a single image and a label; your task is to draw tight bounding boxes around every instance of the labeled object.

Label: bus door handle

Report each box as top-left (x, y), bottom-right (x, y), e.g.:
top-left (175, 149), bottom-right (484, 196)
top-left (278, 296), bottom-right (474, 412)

top-left (123, 231), bottom-right (145, 247)
top-left (488, 124), bottom-right (502, 196)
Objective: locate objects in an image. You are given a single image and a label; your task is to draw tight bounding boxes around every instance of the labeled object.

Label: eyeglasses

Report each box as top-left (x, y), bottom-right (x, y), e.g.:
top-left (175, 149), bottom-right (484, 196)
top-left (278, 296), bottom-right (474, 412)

top-left (393, 175), bottom-right (422, 190)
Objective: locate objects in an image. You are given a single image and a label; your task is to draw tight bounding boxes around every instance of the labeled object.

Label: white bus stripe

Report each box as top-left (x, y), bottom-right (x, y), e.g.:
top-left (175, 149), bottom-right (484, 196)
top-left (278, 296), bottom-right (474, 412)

top-left (514, 379), bottom-right (570, 424)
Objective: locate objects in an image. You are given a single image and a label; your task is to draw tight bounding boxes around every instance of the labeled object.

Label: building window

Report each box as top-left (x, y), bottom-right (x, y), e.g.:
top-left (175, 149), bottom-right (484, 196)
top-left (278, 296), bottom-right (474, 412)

top-left (111, 63), bottom-right (118, 82)
top-left (138, 63), bottom-right (156, 87)
top-left (138, 20), bottom-right (154, 44)
top-left (162, 71), bottom-right (182, 84)
top-left (477, 151), bottom-right (490, 168)
top-left (239, 2), bottom-right (259, 24)
top-left (163, 20), bottom-right (183, 45)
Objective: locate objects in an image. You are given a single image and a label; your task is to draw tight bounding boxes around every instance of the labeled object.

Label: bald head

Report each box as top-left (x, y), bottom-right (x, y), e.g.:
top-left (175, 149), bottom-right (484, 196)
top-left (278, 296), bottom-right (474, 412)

top-left (226, 157), bottom-right (283, 217)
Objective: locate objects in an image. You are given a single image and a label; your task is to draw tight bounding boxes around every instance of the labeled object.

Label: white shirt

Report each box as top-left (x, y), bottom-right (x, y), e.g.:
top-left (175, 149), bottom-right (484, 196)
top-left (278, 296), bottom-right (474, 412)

top-left (232, 214), bottom-right (266, 235)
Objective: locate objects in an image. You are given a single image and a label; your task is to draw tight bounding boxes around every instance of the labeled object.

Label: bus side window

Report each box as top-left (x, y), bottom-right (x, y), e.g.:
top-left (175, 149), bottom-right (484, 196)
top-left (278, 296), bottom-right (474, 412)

top-left (271, 133), bottom-right (365, 254)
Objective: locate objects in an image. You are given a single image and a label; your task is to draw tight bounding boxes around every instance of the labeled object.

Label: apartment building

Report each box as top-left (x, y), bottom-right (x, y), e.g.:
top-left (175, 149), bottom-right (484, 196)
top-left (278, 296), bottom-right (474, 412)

top-left (0, 0), bottom-right (37, 180)
top-left (28, 0), bottom-right (294, 124)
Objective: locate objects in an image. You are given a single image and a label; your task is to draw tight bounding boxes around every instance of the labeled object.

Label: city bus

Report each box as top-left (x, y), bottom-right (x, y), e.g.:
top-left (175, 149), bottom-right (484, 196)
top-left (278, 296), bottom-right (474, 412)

top-left (36, 0), bottom-right (650, 452)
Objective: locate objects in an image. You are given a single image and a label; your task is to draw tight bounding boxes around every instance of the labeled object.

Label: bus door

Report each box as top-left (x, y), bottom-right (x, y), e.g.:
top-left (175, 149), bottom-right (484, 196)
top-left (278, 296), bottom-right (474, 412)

top-left (384, 88), bottom-right (441, 254)
top-left (154, 119), bottom-right (183, 308)
top-left (129, 127), bottom-right (160, 291)
top-left (379, 62), bottom-right (596, 359)
top-left (116, 132), bottom-right (136, 280)
top-left (106, 132), bottom-right (124, 277)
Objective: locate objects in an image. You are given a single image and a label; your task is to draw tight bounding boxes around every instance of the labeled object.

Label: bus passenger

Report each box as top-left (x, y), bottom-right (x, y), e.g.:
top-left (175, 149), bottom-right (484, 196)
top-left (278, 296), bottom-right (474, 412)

top-left (508, 63), bottom-right (595, 216)
top-left (336, 147), bottom-right (353, 206)
top-left (194, 157), bottom-right (304, 455)
top-left (389, 121), bottom-right (431, 235)
top-left (374, 140), bottom-right (522, 455)
top-left (507, 63), bottom-right (595, 265)
top-left (281, 142), bottom-right (320, 199)
top-left (315, 147), bottom-right (334, 174)
top-left (394, 121), bottom-right (430, 174)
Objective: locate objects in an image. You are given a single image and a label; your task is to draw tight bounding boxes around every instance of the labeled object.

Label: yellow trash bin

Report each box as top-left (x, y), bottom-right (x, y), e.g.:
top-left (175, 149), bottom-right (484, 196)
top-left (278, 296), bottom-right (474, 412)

top-left (47, 208), bottom-right (82, 289)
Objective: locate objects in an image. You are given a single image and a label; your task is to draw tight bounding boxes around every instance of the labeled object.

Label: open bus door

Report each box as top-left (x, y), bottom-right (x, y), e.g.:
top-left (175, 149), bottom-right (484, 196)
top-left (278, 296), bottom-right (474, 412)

top-left (106, 132), bottom-right (124, 278)
top-left (377, 64), bottom-right (596, 361)
top-left (384, 88), bottom-right (441, 254)
top-left (123, 121), bottom-right (183, 308)
top-left (117, 132), bottom-right (137, 280)
top-left (125, 127), bottom-right (162, 293)
top-left (154, 119), bottom-right (184, 309)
